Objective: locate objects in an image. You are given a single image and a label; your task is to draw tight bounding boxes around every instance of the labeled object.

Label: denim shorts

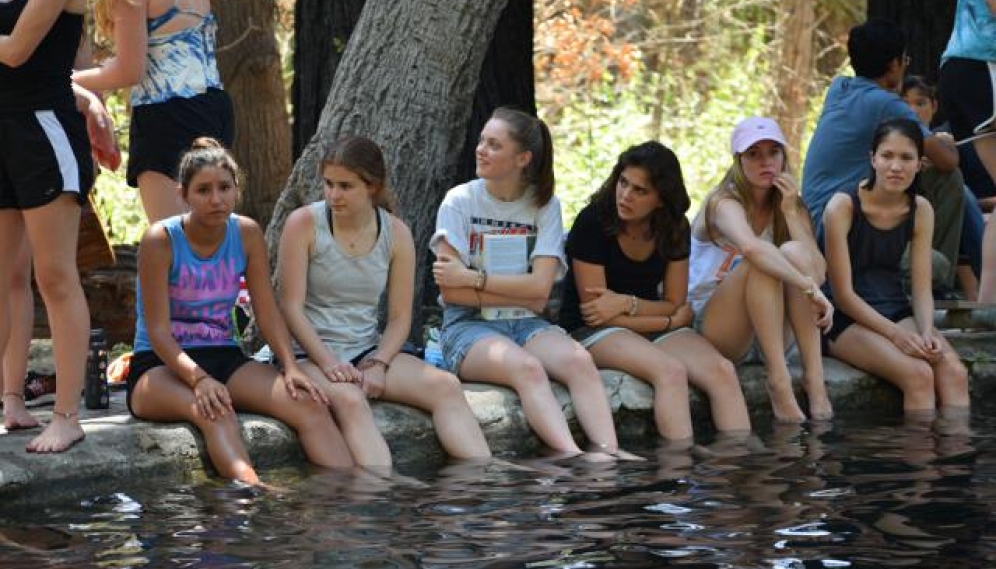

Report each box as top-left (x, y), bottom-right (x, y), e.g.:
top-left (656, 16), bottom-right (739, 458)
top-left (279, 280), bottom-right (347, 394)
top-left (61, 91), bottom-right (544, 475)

top-left (440, 306), bottom-right (563, 375)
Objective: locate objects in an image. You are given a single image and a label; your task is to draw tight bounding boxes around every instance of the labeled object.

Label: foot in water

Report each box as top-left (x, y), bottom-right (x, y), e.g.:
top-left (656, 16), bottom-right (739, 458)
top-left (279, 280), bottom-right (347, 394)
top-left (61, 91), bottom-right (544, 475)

top-left (26, 411), bottom-right (84, 453)
top-left (2, 393), bottom-right (40, 431)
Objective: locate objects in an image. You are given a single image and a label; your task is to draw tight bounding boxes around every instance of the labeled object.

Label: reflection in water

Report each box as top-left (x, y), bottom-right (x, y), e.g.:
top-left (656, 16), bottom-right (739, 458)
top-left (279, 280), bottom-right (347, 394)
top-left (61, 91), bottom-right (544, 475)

top-left (0, 414), bottom-right (993, 568)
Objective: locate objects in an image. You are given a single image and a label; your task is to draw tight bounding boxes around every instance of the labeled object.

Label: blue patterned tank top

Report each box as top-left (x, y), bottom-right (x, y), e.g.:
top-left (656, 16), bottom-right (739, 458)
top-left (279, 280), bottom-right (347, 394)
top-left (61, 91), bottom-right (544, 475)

top-left (130, 1), bottom-right (223, 106)
top-left (134, 214), bottom-right (246, 352)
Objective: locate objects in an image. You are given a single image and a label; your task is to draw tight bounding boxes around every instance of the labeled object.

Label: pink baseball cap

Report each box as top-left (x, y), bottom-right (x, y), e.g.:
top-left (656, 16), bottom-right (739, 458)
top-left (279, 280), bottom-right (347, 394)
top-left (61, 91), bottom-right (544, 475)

top-left (730, 117), bottom-right (788, 154)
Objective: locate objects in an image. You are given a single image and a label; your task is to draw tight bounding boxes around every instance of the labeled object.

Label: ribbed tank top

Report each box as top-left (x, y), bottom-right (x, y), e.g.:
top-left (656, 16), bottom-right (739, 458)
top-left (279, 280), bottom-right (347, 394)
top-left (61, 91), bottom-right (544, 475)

top-left (825, 188), bottom-right (914, 317)
top-left (300, 202), bottom-right (393, 363)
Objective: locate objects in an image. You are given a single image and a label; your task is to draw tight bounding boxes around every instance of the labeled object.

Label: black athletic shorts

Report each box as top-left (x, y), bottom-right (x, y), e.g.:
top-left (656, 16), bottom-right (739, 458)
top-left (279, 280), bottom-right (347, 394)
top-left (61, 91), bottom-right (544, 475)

top-left (0, 108), bottom-right (93, 209)
top-left (940, 57), bottom-right (996, 142)
top-left (126, 88), bottom-right (234, 187)
top-left (125, 346), bottom-right (251, 416)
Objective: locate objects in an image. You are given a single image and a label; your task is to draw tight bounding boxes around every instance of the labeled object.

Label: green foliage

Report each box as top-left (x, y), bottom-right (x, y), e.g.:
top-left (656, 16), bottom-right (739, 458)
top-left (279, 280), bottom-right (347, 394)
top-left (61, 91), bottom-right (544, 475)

top-left (547, 26), bottom-right (781, 225)
top-left (90, 91), bottom-right (147, 245)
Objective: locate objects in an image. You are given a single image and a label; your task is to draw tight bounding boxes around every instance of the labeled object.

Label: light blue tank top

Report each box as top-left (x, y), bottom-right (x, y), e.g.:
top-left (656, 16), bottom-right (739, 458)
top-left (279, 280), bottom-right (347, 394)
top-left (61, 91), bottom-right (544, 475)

top-left (134, 214), bottom-right (246, 352)
top-left (130, 1), bottom-right (223, 106)
top-left (942, 0), bottom-right (996, 64)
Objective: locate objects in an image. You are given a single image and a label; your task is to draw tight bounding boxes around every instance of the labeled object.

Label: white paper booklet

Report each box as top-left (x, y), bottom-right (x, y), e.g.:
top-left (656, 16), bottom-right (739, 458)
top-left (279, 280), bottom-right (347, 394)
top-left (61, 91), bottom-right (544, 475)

top-left (480, 233), bottom-right (534, 320)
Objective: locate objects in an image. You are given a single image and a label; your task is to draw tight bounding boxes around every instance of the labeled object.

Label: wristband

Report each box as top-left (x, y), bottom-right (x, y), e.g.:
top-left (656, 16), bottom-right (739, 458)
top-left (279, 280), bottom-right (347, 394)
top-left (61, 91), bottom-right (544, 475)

top-left (191, 374), bottom-right (209, 388)
top-left (474, 269), bottom-right (487, 291)
top-left (360, 357), bottom-right (391, 371)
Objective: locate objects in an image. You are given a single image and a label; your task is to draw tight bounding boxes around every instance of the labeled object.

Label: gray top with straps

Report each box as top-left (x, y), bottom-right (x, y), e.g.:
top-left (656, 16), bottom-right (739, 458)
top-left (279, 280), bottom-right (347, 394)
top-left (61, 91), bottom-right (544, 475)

top-left (299, 201), bottom-right (393, 363)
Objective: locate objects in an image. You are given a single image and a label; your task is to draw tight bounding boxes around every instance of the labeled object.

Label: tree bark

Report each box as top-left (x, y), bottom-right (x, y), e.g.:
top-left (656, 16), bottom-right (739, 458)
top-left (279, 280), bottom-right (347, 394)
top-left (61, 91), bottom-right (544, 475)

top-left (266, 0), bottom-right (509, 336)
top-left (771, 0), bottom-right (816, 165)
top-left (214, 0), bottom-right (291, 230)
top-left (867, 0), bottom-right (956, 84)
top-left (292, 0), bottom-right (368, 159)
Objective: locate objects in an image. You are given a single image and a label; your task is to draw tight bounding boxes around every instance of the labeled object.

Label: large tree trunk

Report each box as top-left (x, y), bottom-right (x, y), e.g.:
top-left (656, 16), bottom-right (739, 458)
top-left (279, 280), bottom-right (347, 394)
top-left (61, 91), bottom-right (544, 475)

top-left (214, 0), bottom-right (291, 230)
top-left (266, 0), bottom-right (509, 337)
top-left (291, 0), bottom-right (368, 159)
top-left (867, 0), bottom-right (956, 84)
top-left (771, 0), bottom-right (816, 165)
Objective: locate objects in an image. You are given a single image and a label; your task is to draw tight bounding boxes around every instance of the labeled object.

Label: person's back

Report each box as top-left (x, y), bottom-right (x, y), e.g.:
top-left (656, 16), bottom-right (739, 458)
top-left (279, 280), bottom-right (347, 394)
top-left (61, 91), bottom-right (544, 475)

top-left (802, 19), bottom-right (929, 229)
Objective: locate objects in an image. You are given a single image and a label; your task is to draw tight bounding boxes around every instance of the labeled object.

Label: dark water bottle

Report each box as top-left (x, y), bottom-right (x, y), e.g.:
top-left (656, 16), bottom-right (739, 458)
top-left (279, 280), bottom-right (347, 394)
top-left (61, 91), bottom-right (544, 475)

top-left (85, 328), bottom-right (109, 409)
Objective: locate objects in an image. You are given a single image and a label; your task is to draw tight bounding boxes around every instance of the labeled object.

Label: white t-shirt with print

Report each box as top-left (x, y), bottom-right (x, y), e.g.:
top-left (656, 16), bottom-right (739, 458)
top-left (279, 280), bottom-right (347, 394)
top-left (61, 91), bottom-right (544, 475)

top-left (430, 178), bottom-right (567, 308)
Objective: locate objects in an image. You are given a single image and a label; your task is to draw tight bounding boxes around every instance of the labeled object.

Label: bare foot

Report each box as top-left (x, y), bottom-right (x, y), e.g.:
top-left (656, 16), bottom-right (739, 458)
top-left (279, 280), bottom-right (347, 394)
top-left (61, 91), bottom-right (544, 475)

top-left (2, 394), bottom-right (40, 430)
top-left (767, 381), bottom-right (805, 423)
top-left (581, 451), bottom-right (616, 463)
top-left (804, 376), bottom-right (833, 421)
top-left (606, 448), bottom-right (646, 462)
top-left (26, 413), bottom-right (84, 453)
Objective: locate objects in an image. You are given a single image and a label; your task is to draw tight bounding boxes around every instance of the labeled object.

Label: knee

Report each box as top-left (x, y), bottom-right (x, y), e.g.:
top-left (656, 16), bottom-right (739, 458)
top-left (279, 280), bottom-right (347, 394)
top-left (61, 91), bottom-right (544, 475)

top-left (508, 355), bottom-right (550, 392)
top-left (562, 344), bottom-right (599, 378)
top-left (192, 411), bottom-right (242, 437)
top-left (779, 241), bottom-right (818, 279)
top-left (425, 371), bottom-right (469, 406)
top-left (903, 361), bottom-right (936, 398)
top-left (706, 357), bottom-right (740, 393)
top-left (32, 263), bottom-right (80, 301)
top-left (330, 384), bottom-right (374, 419)
top-left (941, 354), bottom-right (969, 391)
top-left (650, 356), bottom-right (688, 392)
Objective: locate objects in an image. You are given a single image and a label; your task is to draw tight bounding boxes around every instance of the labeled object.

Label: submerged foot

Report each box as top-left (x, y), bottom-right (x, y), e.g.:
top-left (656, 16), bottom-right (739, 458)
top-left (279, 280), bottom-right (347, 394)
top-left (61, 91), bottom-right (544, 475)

top-left (26, 413), bottom-right (84, 453)
top-left (767, 381), bottom-right (805, 423)
top-left (2, 394), bottom-right (40, 430)
top-left (804, 376), bottom-right (834, 421)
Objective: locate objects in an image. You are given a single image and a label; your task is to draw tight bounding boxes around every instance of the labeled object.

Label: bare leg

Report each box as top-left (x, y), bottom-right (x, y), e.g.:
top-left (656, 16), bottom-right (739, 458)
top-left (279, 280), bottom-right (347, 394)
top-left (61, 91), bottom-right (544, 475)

top-left (586, 329), bottom-right (693, 440)
top-left (924, 327), bottom-right (969, 409)
top-left (131, 367), bottom-right (259, 484)
top-left (655, 330), bottom-right (751, 432)
top-left (701, 260), bottom-right (805, 422)
top-left (137, 171), bottom-right (185, 223)
top-left (780, 241), bottom-right (832, 420)
top-left (458, 334), bottom-right (582, 455)
top-left (828, 319), bottom-right (937, 412)
top-left (380, 354), bottom-right (491, 459)
top-left (2, 238), bottom-right (38, 429)
top-left (23, 196), bottom-right (87, 453)
top-left (973, 136), bottom-right (996, 302)
top-left (524, 330), bottom-right (627, 453)
top-left (298, 360), bottom-right (391, 466)
top-left (227, 361), bottom-right (355, 469)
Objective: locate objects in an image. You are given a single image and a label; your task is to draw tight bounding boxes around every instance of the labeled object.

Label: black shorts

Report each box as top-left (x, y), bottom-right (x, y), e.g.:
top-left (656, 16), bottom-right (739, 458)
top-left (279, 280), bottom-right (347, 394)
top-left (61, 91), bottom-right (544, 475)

top-left (125, 346), bottom-right (251, 416)
top-left (126, 88), bottom-right (234, 187)
top-left (0, 109), bottom-right (93, 209)
top-left (940, 58), bottom-right (996, 142)
top-left (824, 306), bottom-right (914, 346)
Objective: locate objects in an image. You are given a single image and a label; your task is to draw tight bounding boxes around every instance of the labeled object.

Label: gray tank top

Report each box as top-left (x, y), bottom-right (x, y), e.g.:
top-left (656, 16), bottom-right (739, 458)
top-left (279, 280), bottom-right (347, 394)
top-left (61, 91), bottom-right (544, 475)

top-left (300, 201), bottom-right (392, 362)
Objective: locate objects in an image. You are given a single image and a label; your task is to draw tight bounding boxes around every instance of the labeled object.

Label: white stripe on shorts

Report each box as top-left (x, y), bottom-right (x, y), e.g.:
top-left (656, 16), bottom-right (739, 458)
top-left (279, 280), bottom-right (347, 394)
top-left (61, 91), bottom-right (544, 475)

top-left (34, 110), bottom-right (81, 194)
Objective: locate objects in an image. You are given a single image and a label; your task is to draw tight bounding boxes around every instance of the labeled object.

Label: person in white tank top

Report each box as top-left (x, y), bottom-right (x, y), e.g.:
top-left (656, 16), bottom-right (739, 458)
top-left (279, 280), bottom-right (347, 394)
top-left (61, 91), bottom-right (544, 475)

top-left (689, 117), bottom-right (834, 423)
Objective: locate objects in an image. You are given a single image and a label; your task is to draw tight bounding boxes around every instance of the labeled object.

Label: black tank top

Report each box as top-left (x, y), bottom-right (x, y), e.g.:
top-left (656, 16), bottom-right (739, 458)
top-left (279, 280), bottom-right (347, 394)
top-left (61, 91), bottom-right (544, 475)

top-left (0, 0), bottom-right (82, 112)
top-left (826, 187), bottom-right (915, 319)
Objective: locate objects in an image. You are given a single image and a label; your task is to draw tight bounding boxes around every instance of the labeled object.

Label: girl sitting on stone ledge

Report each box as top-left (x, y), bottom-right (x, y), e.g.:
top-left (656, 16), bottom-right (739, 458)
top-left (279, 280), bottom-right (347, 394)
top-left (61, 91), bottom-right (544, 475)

top-left (127, 138), bottom-right (354, 485)
top-left (431, 107), bottom-right (638, 461)
top-left (822, 118), bottom-right (969, 418)
top-left (560, 141), bottom-right (750, 443)
top-left (689, 117), bottom-right (833, 423)
top-left (277, 135), bottom-right (491, 465)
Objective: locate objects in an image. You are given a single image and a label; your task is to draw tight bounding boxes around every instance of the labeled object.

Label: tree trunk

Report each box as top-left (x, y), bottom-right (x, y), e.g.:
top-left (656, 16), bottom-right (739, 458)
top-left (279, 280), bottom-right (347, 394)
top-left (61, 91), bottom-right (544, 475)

top-left (771, 0), bottom-right (816, 165)
top-left (266, 0), bottom-right (509, 337)
top-left (214, 0), bottom-right (291, 230)
top-left (292, 0), bottom-right (368, 159)
top-left (867, 0), bottom-right (956, 84)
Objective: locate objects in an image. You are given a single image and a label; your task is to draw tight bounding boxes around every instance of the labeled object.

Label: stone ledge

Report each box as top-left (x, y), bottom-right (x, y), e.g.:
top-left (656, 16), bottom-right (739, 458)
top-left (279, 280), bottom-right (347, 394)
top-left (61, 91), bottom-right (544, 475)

top-left (3, 330), bottom-right (994, 507)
